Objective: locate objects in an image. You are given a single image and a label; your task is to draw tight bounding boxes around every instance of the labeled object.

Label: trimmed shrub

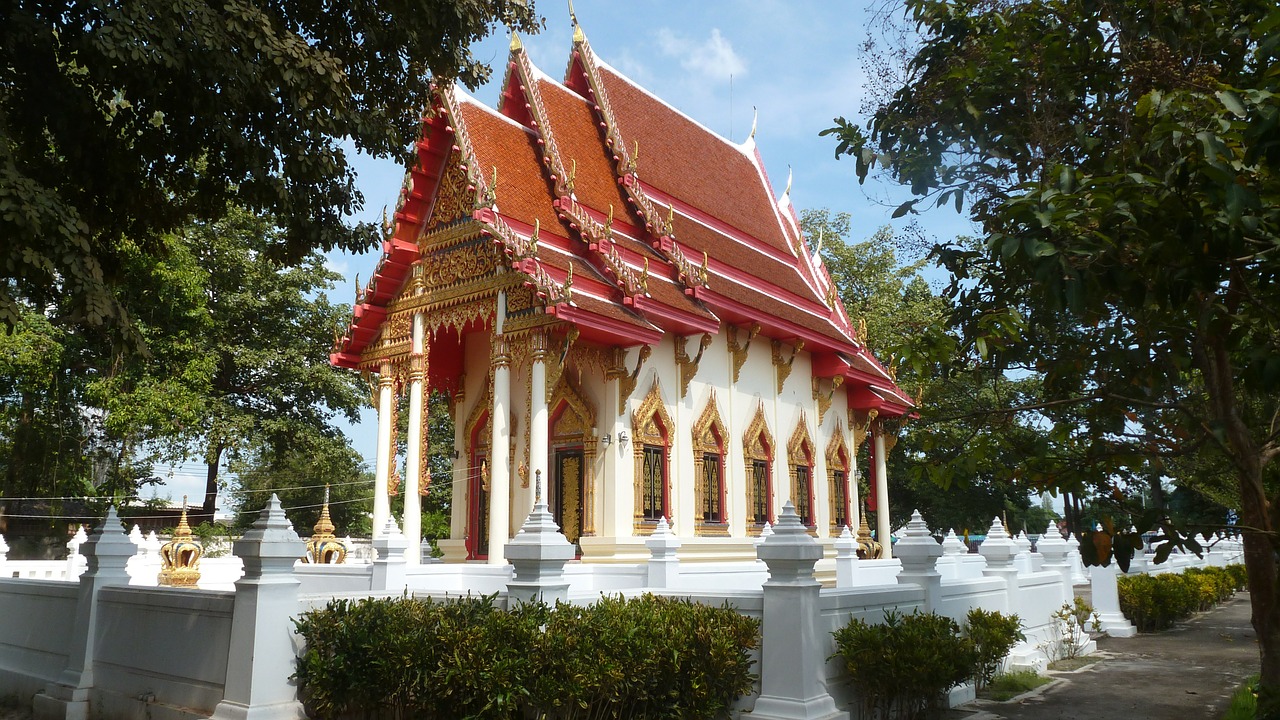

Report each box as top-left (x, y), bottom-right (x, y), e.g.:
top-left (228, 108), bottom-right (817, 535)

top-left (963, 609), bottom-right (1024, 692)
top-left (1118, 564), bottom-right (1245, 632)
top-left (293, 593), bottom-right (759, 720)
top-left (833, 610), bottom-right (978, 720)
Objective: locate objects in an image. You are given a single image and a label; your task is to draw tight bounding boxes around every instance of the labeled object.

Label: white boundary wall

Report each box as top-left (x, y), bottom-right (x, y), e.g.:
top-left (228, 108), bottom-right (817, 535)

top-left (0, 514), bottom-right (1246, 720)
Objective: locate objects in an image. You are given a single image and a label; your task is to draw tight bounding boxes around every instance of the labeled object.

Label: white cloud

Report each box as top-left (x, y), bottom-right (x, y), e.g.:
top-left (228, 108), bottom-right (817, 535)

top-left (655, 28), bottom-right (747, 82)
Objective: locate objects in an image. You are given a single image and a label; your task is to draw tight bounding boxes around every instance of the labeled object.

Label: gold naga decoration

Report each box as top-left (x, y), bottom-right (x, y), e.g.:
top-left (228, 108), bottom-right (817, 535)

top-left (304, 485), bottom-right (347, 564)
top-left (158, 497), bottom-right (202, 587)
top-left (855, 505), bottom-right (884, 560)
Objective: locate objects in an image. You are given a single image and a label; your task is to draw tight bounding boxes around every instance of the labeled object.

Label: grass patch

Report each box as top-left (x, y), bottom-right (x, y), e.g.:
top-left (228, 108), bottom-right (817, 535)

top-left (1222, 675), bottom-right (1258, 720)
top-left (1048, 656), bottom-right (1100, 672)
top-left (980, 670), bottom-right (1052, 701)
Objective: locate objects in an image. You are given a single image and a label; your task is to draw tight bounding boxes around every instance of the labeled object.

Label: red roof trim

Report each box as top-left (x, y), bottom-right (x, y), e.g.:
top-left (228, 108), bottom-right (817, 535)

top-left (548, 304), bottom-right (664, 346)
top-left (695, 287), bottom-right (856, 356)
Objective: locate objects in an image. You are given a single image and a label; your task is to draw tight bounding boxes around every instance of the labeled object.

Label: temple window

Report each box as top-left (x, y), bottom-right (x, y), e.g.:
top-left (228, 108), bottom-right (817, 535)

top-left (632, 378), bottom-right (674, 534)
top-left (692, 391), bottom-right (729, 535)
top-left (788, 414), bottom-right (817, 532)
top-left (743, 403), bottom-right (775, 533)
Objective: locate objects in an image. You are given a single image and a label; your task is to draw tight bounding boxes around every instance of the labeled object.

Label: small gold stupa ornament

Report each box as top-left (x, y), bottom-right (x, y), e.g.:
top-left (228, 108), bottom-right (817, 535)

top-left (304, 485), bottom-right (347, 564)
top-left (159, 497), bottom-right (202, 587)
top-left (855, 505), bottom-right (883, 560)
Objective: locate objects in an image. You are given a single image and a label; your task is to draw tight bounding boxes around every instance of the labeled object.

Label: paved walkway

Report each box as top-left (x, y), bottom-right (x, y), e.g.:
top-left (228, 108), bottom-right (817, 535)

top-left (950, 593), bottom-right (1258, 720)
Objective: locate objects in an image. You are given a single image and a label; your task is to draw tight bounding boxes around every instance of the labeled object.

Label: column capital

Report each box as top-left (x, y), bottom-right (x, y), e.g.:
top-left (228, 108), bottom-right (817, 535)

top-left (378, 361), bottom-right (395, 387)
top-left (407, 352), bottom-right (426, 382)
top-left (492, 335), bottom-right (511, 369)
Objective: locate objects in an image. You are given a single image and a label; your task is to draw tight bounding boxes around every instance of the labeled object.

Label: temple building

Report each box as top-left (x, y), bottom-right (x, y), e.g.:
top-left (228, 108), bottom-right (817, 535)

top-left (330, 21), bottom-right (912, 564)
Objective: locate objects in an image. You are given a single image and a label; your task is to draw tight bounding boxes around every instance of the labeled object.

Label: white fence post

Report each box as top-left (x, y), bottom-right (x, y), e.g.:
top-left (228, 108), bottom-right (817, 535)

top-left (644, 517), bottom-right (681, 590)
top-left (1089, 563), bottom-right (1136, 638)
top-left (751, 502), bottom-right (848, 720)
top-left (833, 526), bottom-right (858, 589)
top-left (209, 494), bottom-right (307, 720)
top-left (34, 508), bottom-right (134, 720)
top-left (894, 510), bottom-right (942, 611)
top-left (978, 517), bottom-right (1019, 614)
top-left (505, 472), bottom-right (574, 605)
top-left (1036, 522), bottom-right (1073, 607)
top-left (371, 518), bottom-right (408, 592)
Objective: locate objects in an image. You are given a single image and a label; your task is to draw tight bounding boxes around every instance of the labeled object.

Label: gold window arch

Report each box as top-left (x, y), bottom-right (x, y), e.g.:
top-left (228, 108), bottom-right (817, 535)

top-left (691, 390), bottom-right (729, 536)
top-left (743, 403), bottom-right (774, 533)
top-left (631, 378), bottom-right (674, 533)
top-left (788, 413), bottom-right (817, 529)
top-left (548, 375), bottom-right (598, 540)
top-left (826, 421), bottom-right (852, 533)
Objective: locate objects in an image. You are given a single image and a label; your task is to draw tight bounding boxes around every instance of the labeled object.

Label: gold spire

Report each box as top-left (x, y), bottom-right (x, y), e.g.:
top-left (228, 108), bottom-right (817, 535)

top-left (510, 31), bottom-right (523, 52)
top-left (569, 0), bottom-right (584, 42)
top-left (305, 485), bottom-right (347, 564)
top-left (855, 504), bottom-right (883, 560)
top-left (158, 496), bottom-right (203, 587)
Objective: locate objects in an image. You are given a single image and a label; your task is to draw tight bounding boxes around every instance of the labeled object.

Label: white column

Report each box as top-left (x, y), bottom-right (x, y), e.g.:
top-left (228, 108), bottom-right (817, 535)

top-left (403, 313), bottom-right (426, 565)
top-left (874, 427), bottom-right (891, 560)
top-left (372, 362), bottom-right (395, 542)
top-left (488, 334), bottom-right (512, 564)
top-left (208, 496), bottom-right (307, 720)
top-left (529, 330), bottom-right (549, 515)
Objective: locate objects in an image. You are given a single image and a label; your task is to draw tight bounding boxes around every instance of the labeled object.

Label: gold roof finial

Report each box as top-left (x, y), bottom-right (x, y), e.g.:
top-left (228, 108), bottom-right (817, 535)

top-left (510, 31), bottom-right (523, 52)
top-left (569, 0), bottom-right (584, 42)
top-left (159, 496), bottom-right (202, 587)
top-left (305, 485), bottom-right (347, 564)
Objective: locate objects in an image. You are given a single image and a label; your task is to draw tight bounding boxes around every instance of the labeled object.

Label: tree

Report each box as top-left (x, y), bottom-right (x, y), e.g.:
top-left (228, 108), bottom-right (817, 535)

top-left (827, 0), bottom-right (1280, 711)
top-left (1, 0), bottom-right (540, 336)
top-left (1, 206), bottom-right (366, 526)
top-left (806, 209), bottom-right (1057, 535)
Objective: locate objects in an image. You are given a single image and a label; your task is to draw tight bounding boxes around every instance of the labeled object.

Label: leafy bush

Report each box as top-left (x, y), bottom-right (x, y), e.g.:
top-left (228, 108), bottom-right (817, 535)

top-left (1043, 600), bottom-right (1099, 660)
top-left (963, 609), bottom-right (1024, 692)
top-left (1118, 565), bottom-right (1245, 632)
top-left (293, 593), bottom-right (759, 720)
top-left (833, 610), bottom-right (977, 720)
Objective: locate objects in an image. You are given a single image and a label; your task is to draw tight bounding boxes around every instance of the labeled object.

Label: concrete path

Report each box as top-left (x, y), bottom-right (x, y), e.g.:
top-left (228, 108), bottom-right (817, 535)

top-left (950, 593), bottom-right (1258, 720)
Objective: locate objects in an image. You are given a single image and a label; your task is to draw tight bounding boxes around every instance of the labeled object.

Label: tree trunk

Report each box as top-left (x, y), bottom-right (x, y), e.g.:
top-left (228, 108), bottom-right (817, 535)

top-left (1194, 293), bottom-right (1277, 719)
top-left (200, 443), bottom-right (223, 526)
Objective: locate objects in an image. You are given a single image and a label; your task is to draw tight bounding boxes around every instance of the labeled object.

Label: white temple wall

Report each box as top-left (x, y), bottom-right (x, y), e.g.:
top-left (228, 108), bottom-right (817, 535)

top-left (0, 579), bottom-right (76, 700)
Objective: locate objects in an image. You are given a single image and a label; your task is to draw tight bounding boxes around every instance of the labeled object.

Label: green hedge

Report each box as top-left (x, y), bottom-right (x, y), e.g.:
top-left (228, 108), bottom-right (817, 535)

top-left (294, 594), bottom-right (760, 720)
top-left (1117, 564), bottom-right (1246, 633)
top-left (832, 610), bottom-right (982, 720)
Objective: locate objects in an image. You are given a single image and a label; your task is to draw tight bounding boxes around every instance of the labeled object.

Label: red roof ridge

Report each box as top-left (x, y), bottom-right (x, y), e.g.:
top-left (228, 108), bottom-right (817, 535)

top-left (566, 34), bottom-right (713, 295)
top-left (502, 44), bottom-right (650, 301)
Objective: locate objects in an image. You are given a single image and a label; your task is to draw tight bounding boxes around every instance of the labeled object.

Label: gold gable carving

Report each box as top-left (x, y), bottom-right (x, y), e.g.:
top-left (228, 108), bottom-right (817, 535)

top-left (427, 153), bottom-right (474, 230)
top-left (743, 403), bottom-right (773, 462)
top-left (630, 378), bottom-right (673, 449)
top-left (788, 413), bottom-right (815, 468)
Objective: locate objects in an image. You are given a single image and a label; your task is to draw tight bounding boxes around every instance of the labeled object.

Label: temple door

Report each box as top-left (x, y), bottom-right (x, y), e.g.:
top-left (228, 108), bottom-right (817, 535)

top-left (552, 447), bottom-right (584, 545)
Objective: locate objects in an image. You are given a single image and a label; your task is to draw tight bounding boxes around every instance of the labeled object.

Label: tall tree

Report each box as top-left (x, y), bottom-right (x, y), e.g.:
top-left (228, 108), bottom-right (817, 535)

top-left (806, 209), bottom-right (1057, 534)
top-left (826, 0), bottom-right (1280, 711)
top-left (1, 0), bottom-right (540, 336)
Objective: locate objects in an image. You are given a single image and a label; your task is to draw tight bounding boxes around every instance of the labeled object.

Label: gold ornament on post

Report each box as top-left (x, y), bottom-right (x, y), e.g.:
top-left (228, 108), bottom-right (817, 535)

top-left (158, 496), bottom-right (202, 587)
top-left (855, 505), bottom-right (883, 560)
top-left (304, 485), bottom-right (347, 564)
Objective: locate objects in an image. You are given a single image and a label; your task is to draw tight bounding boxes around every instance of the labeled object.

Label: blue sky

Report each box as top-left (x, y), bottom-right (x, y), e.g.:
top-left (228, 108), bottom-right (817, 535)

top-left (150, 1), bottom-right (976, 504)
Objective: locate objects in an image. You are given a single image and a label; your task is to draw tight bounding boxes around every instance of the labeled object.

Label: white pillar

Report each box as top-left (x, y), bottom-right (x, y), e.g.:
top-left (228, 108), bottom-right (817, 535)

top-left (35, 508), bottom-right (134, 720)
top-left (488, 334), bottom-right (512, 564)
top-left (874, 428), bottom-right (891, 560)
top-left (403, 313), bottom-right (426, 564)
top-left (208, 495), bottom-right (307, 720)
top-left (372, 362), bottom-right (395, 541)
top-left (1090, 564), bottom-right (1137, 637)
top-left (529, 330), bottom-right (549, 514)
top-left (752, 502), bottom-right (848, 720)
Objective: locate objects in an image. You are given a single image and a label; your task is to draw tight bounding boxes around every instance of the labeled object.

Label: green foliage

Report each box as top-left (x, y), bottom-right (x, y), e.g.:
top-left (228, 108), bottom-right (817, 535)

top-left (189, 522), bottom-right (233, 559)
top-left (0, 0), bottom-right (540, 334)
top-left (293, 594), bottom-right (760, 720)
top-left (982, 670), bottom-right (1050, 702)
top-left (831, 0), bottom-right (1280, 701)
top-left (1224, 675), bottom-right (1260, 720)
top-left (1044, 600), bottom-right (1100, 661)
top-left (964, 609), bottom-right (1024, 692)
top-left (1118, 565), bottom-right (1244, 632)
top-left (832, 610), bottom-right (977, 720)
